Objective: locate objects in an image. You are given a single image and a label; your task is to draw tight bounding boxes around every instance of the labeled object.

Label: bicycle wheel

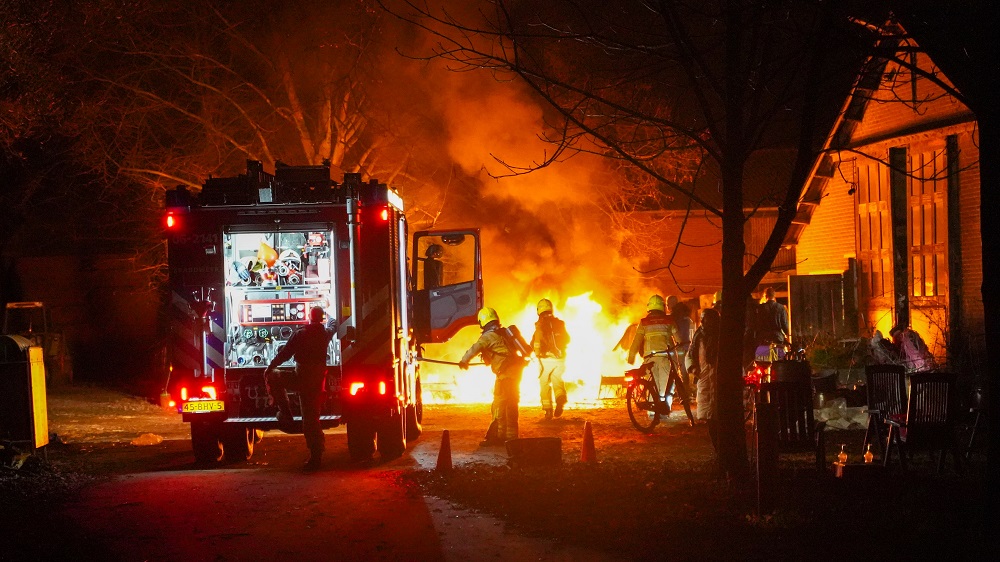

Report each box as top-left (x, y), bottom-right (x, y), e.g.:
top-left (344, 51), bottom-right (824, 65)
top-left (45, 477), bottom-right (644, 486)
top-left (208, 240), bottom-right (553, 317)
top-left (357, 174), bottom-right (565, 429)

top-left (627, 379), bottom-right (660, 432)
top-left (671, 374), bottom-right (696, 427)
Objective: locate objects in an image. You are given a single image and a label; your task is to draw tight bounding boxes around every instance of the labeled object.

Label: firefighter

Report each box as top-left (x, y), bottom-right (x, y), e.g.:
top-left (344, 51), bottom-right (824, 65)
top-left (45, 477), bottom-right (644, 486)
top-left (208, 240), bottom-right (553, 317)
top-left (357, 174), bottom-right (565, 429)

top-left (531, 298), bottom-right (570, 420)
top-left (459, 307), bottom-right (528, 446)
top-left (627, 295), bottom-right (681, 403)
top-left (423, 244), bottom-right (444, 289)
top-left (263, 306), bottom-right (336, 471)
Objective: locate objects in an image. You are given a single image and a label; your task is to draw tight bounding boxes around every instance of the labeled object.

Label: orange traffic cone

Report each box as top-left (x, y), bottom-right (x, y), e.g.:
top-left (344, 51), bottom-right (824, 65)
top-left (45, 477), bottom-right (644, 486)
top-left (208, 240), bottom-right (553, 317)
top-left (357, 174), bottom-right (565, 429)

top-left (436, 430), bottom-right (453, 472)
top-left (581, 421), bottom-right (597, 463)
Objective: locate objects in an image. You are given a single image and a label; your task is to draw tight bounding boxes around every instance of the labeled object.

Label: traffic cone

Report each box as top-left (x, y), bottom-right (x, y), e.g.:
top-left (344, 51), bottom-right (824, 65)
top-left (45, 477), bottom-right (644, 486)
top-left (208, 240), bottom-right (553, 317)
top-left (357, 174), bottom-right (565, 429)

top-left (580, 421), bottom-right (597, 463)
top-left (436, 430), bottom-right (453, 472)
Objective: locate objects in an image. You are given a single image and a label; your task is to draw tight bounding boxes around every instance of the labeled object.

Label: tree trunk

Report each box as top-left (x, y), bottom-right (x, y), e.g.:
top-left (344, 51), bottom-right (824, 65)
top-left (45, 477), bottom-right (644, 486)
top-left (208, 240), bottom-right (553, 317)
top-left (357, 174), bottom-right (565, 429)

top-left (978, 108), bottom-right (999, 526)
top-left (716, 160), bottom-right (750, 481)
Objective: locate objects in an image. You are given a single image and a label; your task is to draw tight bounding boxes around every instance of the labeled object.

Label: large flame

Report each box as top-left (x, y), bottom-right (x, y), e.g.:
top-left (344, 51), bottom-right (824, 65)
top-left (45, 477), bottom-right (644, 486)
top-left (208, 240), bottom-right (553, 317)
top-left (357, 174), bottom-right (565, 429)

top-left (420, 292), bottom-right (636, 405)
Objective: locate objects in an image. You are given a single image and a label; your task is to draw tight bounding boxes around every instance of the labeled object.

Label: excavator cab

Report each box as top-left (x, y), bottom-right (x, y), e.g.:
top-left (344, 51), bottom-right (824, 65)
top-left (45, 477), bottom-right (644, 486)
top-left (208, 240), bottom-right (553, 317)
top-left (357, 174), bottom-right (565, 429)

top-left (2, 302), bottom-right (72, 385)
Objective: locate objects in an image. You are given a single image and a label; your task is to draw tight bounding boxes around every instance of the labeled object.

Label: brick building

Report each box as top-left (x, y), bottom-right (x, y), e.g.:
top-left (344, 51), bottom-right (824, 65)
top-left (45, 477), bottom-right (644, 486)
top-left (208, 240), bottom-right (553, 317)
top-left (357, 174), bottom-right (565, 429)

top-left (790, 29), bottom-right (982, 367)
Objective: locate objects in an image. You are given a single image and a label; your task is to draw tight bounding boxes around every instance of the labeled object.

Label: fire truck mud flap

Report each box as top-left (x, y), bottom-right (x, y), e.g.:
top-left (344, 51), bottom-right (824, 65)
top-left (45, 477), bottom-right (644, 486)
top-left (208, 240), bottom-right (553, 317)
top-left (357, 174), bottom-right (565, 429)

top-left (376, 409), bottom-right (407, 460)
top-left (347, 417), bottom-right (376, 462)
top-left (221, 426), bottom-right (259, 462)
top-left (191, 421), bottom-right (224, 464)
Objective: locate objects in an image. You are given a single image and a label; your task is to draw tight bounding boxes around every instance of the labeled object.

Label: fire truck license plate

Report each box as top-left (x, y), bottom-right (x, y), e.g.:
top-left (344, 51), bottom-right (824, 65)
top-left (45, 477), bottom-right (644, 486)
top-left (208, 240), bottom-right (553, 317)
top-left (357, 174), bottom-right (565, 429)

top-left (182, 400), bottom-right (225, 413)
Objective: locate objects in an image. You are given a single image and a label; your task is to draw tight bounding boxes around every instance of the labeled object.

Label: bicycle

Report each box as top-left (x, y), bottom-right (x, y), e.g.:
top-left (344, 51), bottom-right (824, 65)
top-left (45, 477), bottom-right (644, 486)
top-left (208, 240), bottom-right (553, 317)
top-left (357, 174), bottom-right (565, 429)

top-left (625, 346), bottom-right (695, 432)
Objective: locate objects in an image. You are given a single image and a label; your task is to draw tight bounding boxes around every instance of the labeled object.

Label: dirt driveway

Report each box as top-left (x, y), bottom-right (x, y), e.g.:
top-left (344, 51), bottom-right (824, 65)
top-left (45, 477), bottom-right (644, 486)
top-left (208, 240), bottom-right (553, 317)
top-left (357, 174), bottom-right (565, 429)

top-left (7, 385), bottom-right (703, 561)
top-left (4, 385), bottom-right (988, 560)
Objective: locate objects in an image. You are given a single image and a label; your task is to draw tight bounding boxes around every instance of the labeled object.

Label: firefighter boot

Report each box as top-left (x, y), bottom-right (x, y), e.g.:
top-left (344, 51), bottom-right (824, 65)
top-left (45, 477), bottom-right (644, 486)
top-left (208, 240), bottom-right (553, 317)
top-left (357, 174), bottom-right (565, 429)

top-left (554, 400), bottom-right (565, 419)
top-left (543, 409), bottom-right (553, 421)
top-left (303, 453), bottom-right (322, 472)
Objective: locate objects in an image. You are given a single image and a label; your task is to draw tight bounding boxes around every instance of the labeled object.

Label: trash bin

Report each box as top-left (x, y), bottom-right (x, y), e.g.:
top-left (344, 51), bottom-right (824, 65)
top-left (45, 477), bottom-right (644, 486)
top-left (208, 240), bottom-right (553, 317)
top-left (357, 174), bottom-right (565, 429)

top-left (0, 335), bottom-right (49, 450)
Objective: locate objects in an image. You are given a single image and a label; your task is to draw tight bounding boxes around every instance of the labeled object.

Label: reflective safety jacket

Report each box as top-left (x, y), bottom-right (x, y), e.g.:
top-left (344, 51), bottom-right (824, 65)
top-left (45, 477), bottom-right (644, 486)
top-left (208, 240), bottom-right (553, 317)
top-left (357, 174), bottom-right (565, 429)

top-left (531, 313), bottom-right (570, 358)
top-left (461, 323), bottom-right (523, 379)
top-left (627, 310), bottom-right (679, 364)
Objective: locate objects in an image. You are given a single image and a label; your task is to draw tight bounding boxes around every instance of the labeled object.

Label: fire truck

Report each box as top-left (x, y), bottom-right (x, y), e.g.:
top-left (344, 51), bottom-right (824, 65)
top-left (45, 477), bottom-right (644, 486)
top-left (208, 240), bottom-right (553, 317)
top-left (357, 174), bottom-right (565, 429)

top-left (163, 160), bottom-right (481, 463)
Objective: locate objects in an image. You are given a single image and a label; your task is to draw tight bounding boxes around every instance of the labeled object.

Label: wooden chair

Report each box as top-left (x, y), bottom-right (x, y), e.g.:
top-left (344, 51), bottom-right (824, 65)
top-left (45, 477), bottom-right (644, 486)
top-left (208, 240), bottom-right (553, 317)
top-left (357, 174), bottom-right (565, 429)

top-left (757, 380), bottom-right (827, 470)
top-left (863, 364), bottom-right (907, 456)
top-left (884, 372), bottom-right (963, 473)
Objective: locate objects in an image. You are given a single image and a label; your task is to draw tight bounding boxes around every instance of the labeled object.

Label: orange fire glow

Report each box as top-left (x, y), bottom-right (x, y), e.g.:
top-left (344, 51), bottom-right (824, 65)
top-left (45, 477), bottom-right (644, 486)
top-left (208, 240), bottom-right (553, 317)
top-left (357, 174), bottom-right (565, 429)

top-left (420, 292), bottom-right (636, 406)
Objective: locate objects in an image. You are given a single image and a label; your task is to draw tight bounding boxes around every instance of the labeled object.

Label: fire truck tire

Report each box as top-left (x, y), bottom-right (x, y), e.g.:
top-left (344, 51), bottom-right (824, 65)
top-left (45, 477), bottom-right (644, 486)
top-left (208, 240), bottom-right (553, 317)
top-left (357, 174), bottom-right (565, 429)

top-left (377, 410), bottom-right (407, 460)
top-left (191, 421), bottom-right (224, 463)
top-left (221, 426), bottom-right (255, 462)
top-left (405, 378), bottom-right (423, 441)
top-left (347, 418), bottom-right (376, 462)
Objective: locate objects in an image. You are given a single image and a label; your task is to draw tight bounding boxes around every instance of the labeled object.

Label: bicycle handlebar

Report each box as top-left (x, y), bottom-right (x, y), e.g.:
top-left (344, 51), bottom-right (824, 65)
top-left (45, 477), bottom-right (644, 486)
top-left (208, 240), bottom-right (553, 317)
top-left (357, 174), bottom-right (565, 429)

top-left (643, 344), bottom-right (684, 358)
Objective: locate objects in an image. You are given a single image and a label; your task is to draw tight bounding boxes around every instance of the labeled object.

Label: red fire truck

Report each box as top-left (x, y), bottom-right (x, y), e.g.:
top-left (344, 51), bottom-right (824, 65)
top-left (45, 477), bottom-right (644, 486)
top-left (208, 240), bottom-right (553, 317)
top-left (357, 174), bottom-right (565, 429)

top-left (163, 160), bottom-right (481, 463)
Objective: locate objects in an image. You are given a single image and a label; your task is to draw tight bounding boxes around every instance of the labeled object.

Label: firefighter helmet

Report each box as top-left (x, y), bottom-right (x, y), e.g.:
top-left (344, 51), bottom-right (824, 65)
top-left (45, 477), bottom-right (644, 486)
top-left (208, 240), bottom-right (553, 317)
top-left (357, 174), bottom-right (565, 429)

top-left (646, 294), bottom-right (666, 312)
top-left (426, 244), bottom-right (443, 258)
top-left (536, 298), bottom-right (553, 315)
top-left (477, 307), bottom-right (499, 328)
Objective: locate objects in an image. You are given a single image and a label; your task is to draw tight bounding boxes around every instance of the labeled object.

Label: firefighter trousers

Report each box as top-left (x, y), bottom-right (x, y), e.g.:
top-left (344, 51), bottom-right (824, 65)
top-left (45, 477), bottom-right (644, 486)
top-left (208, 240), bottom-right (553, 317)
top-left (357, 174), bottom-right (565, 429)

top-left (646, 356), bottom-right (673, 401)
top-left (487, 373), bottom-right (521, 442)
top-left (538, 356), bottom-right (567, 412)
top-left (266, 368), bottom-right (327, 457)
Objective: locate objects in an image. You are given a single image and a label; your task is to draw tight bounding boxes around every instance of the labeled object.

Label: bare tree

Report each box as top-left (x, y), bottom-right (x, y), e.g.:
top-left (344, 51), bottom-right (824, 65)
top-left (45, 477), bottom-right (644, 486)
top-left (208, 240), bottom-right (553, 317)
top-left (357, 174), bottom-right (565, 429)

top-left (390, 0), bottom-right (878, 479)
top-left (69, 0), bottom-right (438, 196)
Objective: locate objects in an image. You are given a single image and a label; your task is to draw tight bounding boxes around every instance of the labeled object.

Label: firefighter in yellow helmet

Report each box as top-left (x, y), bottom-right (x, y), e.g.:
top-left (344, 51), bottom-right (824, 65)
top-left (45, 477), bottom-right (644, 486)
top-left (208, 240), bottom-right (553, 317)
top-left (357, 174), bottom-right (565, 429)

top-left (459, 307), bottom-right (530, 446)
top-left (628, 295), bottom-right (683, 407)
top-left (531, 298), bottom-right (570, 420)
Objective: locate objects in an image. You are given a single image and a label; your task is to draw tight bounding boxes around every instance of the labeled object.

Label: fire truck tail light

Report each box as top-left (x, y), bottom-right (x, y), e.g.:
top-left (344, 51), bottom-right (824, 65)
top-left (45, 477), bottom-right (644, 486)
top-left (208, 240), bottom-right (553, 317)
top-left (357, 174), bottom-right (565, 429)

top-left (164, 212), bottom-right (179, 229)
top-left (379, 208), bottom-right (389, 221)
top-left (202, 385), bottom-right (217, 400)
top-left (180, 387), bottom-right (189, 401)
top-left (349, 382), bottom-right (365, 396)
top-left (378, 381), bottom-right (386, 395)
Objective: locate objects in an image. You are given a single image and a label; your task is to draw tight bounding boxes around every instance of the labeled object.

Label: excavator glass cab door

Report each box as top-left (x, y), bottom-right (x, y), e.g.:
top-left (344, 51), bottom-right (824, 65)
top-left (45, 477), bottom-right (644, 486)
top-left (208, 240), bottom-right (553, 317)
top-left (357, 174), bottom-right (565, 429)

top-left (411, 230), bottom-right (482, 344)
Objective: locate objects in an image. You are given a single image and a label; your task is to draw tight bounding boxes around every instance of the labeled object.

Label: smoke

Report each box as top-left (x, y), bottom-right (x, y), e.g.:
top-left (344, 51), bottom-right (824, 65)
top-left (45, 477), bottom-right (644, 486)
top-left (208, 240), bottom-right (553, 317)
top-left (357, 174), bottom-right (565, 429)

top-left (371, 2), bottom-right (668, 403)
top-left (436, 69), bottom-right (649, 316)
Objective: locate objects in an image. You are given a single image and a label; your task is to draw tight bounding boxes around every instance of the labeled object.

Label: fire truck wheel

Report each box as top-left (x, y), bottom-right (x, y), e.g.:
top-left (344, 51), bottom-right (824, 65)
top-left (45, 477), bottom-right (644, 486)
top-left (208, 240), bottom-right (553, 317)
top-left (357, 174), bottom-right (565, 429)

top-left (405, 377), bottom-right (423, 441)
top-left (191, 421), bottom-right (224, 464)
top-left (221, 426), bottom-right (255, 462)
top-left (377, 410), bottom-right (407, 460)
top-left (347, 418), bottom-right (376, 463)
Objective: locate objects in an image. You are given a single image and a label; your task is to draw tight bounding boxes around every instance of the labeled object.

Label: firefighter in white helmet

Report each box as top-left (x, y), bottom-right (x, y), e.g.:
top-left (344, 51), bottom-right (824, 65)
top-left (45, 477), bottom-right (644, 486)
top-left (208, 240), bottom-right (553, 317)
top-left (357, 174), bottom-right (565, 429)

top-left (628, 295), bottom-right (681, 405)
top-left (459, 307), bottom-right (530, 446)
top-left (531, 298), bottom-right (570, 420)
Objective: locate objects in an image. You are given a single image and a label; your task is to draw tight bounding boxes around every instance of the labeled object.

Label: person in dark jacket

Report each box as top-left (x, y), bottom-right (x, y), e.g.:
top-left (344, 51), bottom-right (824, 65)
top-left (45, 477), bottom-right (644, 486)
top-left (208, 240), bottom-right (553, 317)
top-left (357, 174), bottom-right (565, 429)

top-left (668, 295), bottom-right (694, 392)
top-left (755, 287), bottom-right (790, 345)
top-left (422, 244), bottom-right (444, 289)
top-left (459, 307), bottom-right (528, 446)
top-left (531, 298), bottom-right (571, 420)
top-left (264, 306), bottom-right (336, 471)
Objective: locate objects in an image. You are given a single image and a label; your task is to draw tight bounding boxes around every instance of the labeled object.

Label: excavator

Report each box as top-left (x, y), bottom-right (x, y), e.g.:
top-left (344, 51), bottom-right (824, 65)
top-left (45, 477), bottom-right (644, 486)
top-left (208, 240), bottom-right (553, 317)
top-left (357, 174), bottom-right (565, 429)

top-left (2, 301), bottom-right (72, 385)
